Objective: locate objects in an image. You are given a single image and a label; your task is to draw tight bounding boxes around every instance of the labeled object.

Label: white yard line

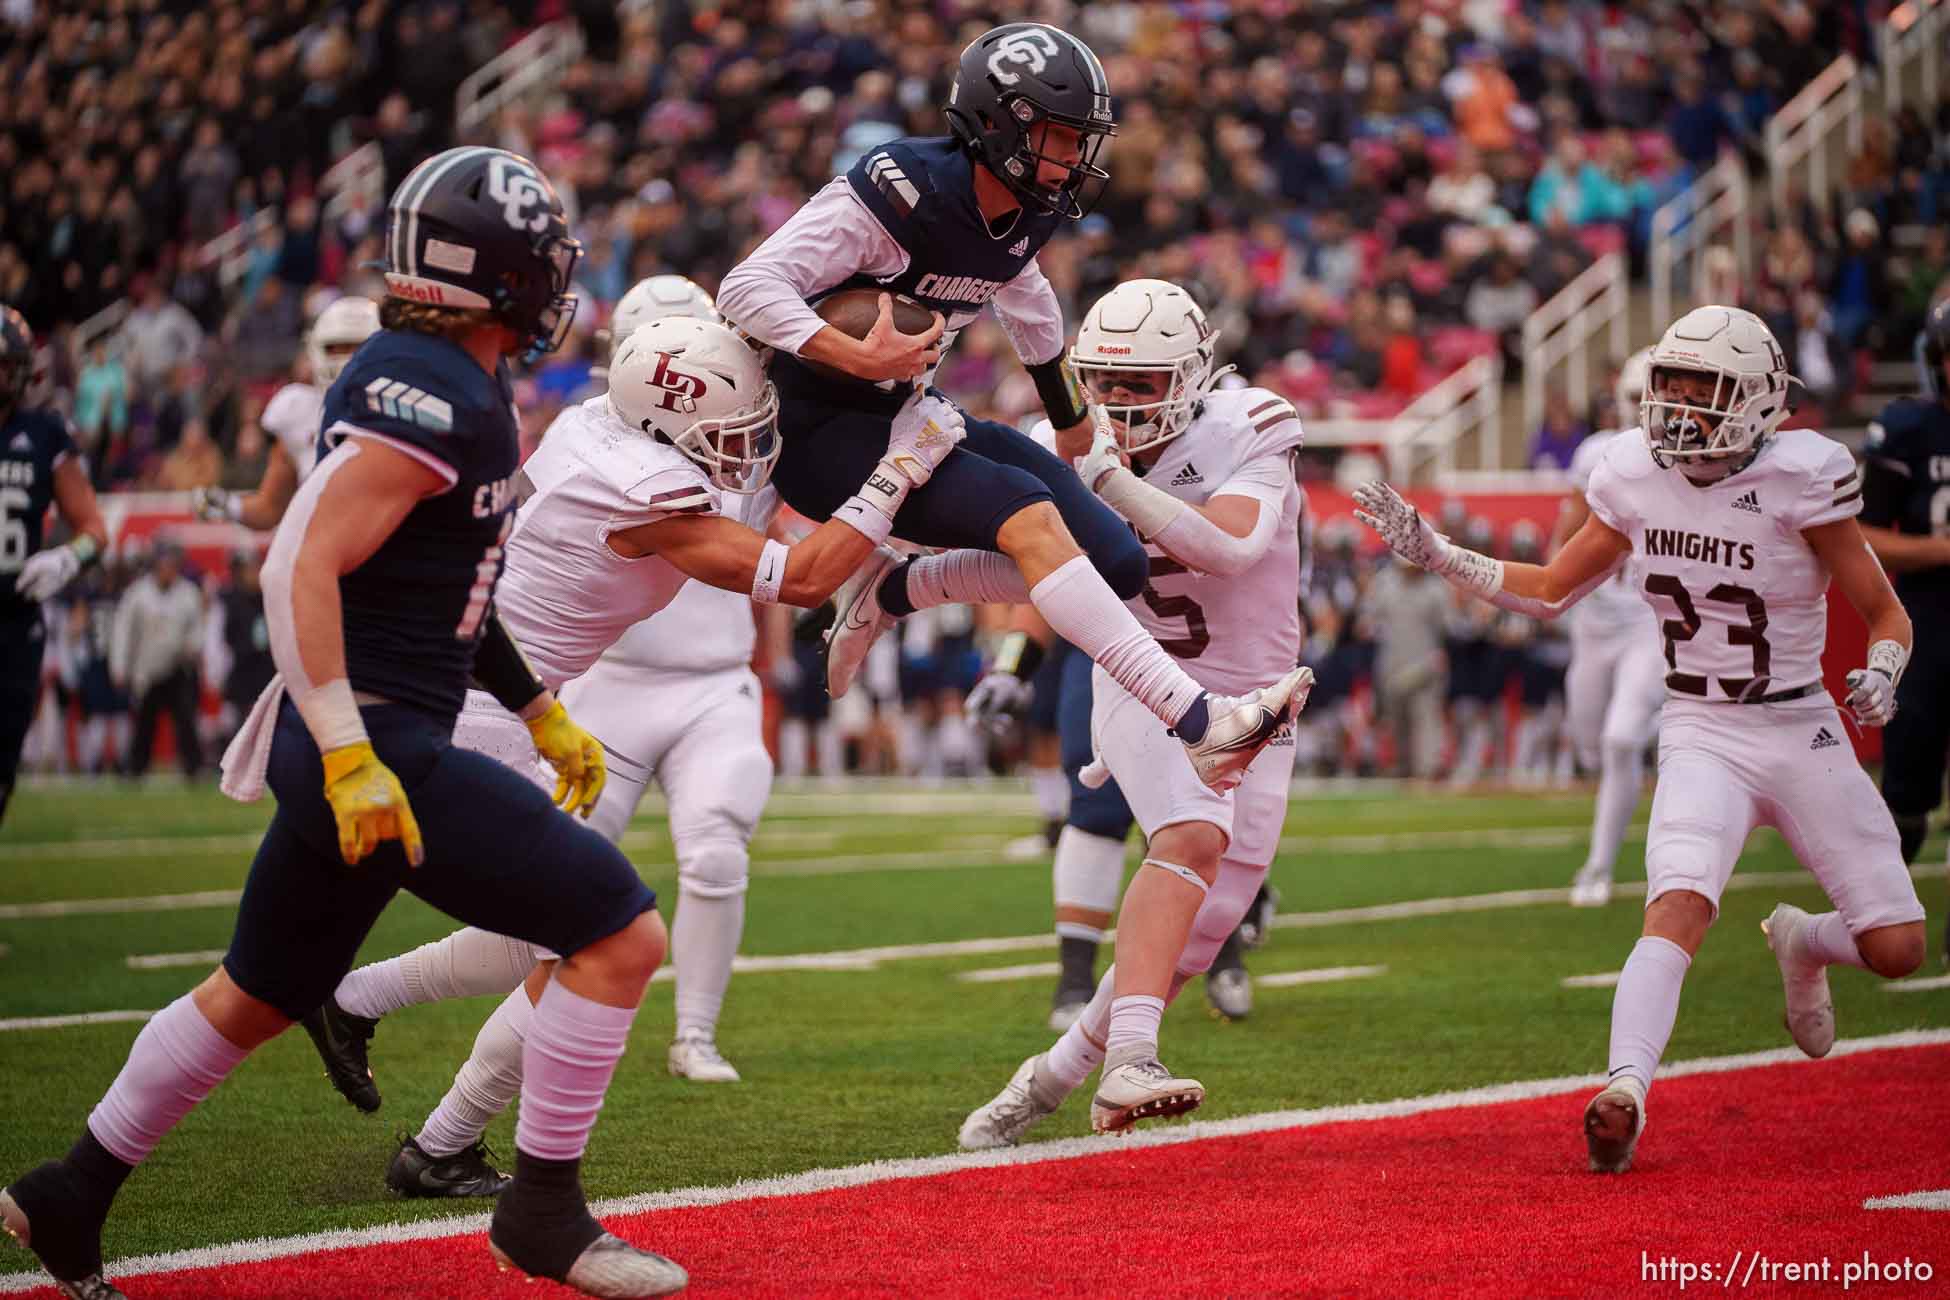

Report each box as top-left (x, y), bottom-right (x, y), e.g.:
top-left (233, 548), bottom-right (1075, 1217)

top-left (0, 889), bottom-right (244, 920)
top-left (954, 962), bottom-right (1060, 984)
top-left (4, 1028), bottom-right (1944, 1293)
top-left (1560, 972), bottom-right (1623, 989)
top-left (1256, 964), bottom-right (1388, 988)
top-left (1884, 973), bottom-right (1950, 993)
top-left (125, 950), bottom-right (228, 971)
top-left (0, 1010), bottom-right (155, 1032)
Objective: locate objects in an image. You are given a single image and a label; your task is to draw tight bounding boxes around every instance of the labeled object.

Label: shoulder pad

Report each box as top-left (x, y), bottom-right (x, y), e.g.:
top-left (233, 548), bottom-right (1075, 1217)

top-left (849, 139), bottom-right (939, 227)
top-left (333, 331), bottom-right (498, 439)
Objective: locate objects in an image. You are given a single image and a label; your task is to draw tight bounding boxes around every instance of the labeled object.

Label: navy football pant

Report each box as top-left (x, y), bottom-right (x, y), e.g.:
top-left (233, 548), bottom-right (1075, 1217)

top-left (223, 700), bottom-right (657, 1021)
top-left (1056, 636), bottom-right (1133, 841)
top-left (769, 372), bottom-right (1148, 600)
top-left (1880, 630), bottom-right (1950, 858)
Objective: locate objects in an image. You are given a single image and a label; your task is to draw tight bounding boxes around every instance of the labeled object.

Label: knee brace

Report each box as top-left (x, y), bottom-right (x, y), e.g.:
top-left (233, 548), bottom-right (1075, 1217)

top-left (1053, 825), bottom-right (1126, 917)
top-left (677, 840), bottom-right (750, 901)
top-left (1177, 859), bottom-right (1268, 977)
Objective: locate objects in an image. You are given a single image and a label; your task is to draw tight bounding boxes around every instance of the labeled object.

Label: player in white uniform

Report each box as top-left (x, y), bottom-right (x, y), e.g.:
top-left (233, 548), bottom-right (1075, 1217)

top-left (959, 280), bottom-right (1310, 1146)
top-left (1556, 349), bottom-right (1667, 906)
top-left (1354, 306), bottom-right (1925, 1175)
top-left (298, 313), bottom-right (964, 1196)
top-left (192, 296), bottom-right (382, 527)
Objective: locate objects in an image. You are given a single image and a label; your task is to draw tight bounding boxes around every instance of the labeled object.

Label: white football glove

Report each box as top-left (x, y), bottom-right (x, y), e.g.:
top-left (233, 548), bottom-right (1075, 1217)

top-left (965, 670), bottom-right (1035, 736)
top-left (1075, 407), bottom-right (1127, 492)
top-left (1844, 668), bottom-right (1896, 727)
top-left (883, 391), bottom-right (966, 488)
top-left (14, 544), bottom-right (81, 602)
top-left (191, 485), bottom-right (239, 522)
top-left (1351, 481), bottom-right (1448, 571)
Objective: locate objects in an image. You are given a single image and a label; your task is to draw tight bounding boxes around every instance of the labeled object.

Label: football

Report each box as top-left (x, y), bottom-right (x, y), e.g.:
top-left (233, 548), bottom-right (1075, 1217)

top-left (797, 288), bottom-right (938, 381)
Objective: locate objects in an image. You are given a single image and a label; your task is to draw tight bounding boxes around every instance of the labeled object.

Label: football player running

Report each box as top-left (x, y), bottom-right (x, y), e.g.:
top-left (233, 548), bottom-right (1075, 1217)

top-left (1553, 349), bottom-right (1666, 906)
top-left (960, 279), bottom-right (1310, 1146)
top-left (298, 282), bottom-right (947, 1198)
top-left (191, 295), bottom-right (381, 528)
top-left (1354, 306), bottom-right (1926, 1175)
top-left (716, 22), bottom-right (1306, 797)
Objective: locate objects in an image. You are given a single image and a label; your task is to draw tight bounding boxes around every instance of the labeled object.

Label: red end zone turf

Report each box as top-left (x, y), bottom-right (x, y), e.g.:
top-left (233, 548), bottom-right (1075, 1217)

top-left (17, 1043), bottom-right (1950, 1298)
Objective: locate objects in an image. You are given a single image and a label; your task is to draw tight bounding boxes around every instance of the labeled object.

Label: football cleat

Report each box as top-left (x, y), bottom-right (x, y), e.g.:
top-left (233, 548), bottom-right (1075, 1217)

top-left (1583, 1077), bottom-right (1646, 1173)
top-left (0, 1166), bottom-right (122, 1299)
top-left (1568, 862), bottom-right (1613, 909)
top-left (1090, 1044), bottom-right (1204, 1133)
top-left (1762, 903), bottom-right (1835, 1058)
top-left (667, 1036), bottom-right (741, 1083)
top-left (490, 1230), bottom-right (689, 1298)
top-left (298, 998), bottom-right (382, 1112)
top-left (958, 1054), bottom-right (1070, 1150)
top-left (1237, 883), bottom-right (1280, 949)
top-left (823, 546), bottom-right (903, 698)
top-left (386, 1136), bottom-right (512, 1199)
top-left (1177, 667), bottom-right (1312, 793)
top-left (1047, 995), bottom-right (1088, 1033)
top-left (1205, 968), bottom-right (1252, 1022)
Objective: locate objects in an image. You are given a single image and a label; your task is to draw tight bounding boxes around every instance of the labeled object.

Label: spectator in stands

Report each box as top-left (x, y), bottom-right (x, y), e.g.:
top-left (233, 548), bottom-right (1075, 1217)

top-left (1895, 224), bottom-right (1950, 343)
top-left (1784, 289), bottom-right (1846, 416)
top-left (1367, 559), bottom-right (1451, 780)
top-left (121, 277), bottom-right (203, 394)
top-left (1722, 51), bottom-right (1779, 167)
top-left (1829, 208), bottom-right (1889, 351)
top-left (225, 275), bottom-right (302, 382)
top-left (1466, 250), bottom-right (1538, 375)
top-left (1453, 45), bottom-right (1520, 154)
top-left (1380, 294), bottom-right (1425, 401)
top-left (1529, 385), bottom-right (1590, 471)
top-left (215, 547), bottom-right (273, 745)
top-left (155, 417), bottom-right (222, 491)
top-left (73, 340), bottom-right (127, 464)
top-left (1427, 143), bottom-right (1498, 225)
top-left (109, 541), bottom-right (206, 779)
top-left (1666, 64), bottom-right (1731, 174)
top-left (178, 117), bottom-right (241, 243)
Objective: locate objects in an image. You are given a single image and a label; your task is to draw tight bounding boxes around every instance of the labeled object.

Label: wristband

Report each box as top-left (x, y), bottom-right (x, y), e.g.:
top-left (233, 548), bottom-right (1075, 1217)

top-left (295, 678), bottom-right (369, 753)
top-left (1437, 543), bottom-right (1504, 598)
top-left (70, 534), bottom-right (101, 568)
top-left (751, 538), bottom-right (789, 605)
top-left (1866, 638), bottom-right (1908, 685)
top-left (991, 630), bottom-right (1045, 680)
top-left (1028, 355), bottom-right (1088, 429)
top-left (835, 456), bottom-right (913, 545)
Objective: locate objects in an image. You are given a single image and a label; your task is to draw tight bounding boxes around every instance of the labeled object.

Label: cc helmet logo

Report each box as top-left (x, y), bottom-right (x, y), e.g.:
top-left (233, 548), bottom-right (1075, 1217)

top-left (987, 28), bottom-right (1061, 85)
top-left (647, 352), bottom-right (707, 414)
top-left (486, 156), bottom-right (552, 234)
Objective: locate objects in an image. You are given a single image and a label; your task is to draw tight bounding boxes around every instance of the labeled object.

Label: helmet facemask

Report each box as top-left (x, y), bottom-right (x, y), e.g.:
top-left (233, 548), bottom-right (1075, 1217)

top-left (665, 381), bottom-right (782, 494)
top-left (521, 233), bottom-right (583, 365)
top-left (1074, 352), bottom-right (1211, 456)
top-left (996, 107), bottom-right (1112, 219)
top-left (1641, 363), bottom-right (1780, 480)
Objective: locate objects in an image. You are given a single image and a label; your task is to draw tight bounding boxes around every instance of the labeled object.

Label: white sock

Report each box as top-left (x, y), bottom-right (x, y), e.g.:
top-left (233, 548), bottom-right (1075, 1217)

top-left (1104, 994), bottom-right (1167, 1056)
top-left (415, 984), bottom-right (533, 1157)
top-left (1053, 825), bottom-right (1125, 925)
top-left (903, 550), bottom-right (1030, 609)
top-left (1029, 556), bottom-right (1202, 728)
top-left (1030, 766), bottom-right (1069, 823)
top-left (516, 979), bottom-right (638, 1162)
top-left (814, 721), bottom-right (843, 777)
top-left (87, 997), bottom-right (249, 1165)
top-left (778, 719), bottom-right (809, 780)
top-left (1607, 936), bottom-right (1692, 1095)
top-left (673, 889), bottom-right (745, 1042)
top-left (1795, 911), bottom-right (1869, 970)
top-left (1045, 967), bottom-right (1116, 1088)
top-left (1583, 739), bottom-right (1644, 877)
top-left (335, 927), bottom-right (541, 1020)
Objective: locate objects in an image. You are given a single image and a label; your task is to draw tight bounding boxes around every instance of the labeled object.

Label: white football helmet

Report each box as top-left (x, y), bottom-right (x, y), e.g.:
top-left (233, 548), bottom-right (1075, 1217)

top-left (598, 275), bottom-right (721, 374)
top-left (608, 316), bottom-right (780, 493)
top-left (1614, 346), bottom-right (1651, 430)
top-left (1069, 278), bottom-right (1220, 455)
top-left (305, 296), bottom-right (380, 386)
top-left (1642, 306), bottom-right (1793, 476)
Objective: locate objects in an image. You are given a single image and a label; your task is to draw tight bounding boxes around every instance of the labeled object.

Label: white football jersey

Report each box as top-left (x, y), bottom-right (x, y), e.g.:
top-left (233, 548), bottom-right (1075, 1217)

top-left (495, 395), bottom-right (722, 689)
top-left (1585, 425), bottom-right (1862, 709)
top-left (1565, 427), bottom-right (1654, 639)
top-left (261, 382), bottom-right (324, 480)
top-left (597, 486), bottom-right (779, 675)
top-left (1037, 387), bottom-right (1306, 695)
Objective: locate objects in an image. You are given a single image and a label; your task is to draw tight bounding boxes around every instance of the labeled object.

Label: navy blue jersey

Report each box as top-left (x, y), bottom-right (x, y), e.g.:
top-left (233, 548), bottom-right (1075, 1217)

top-left (836, 136), bottom-right (1066, 322)
top-left (319, 330), bottom-right (520, 721)
top-left (1862, 398), bottom-right (1950, 601)
top-left (0, 406), bottom-right (77, 625)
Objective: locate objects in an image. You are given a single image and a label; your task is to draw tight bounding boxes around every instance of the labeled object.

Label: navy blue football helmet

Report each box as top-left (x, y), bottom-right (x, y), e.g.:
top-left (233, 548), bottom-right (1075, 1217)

top-left (0, 305), bottom-right (32, 413)
top-left (946, 23), bottom-right (1115, 219)
top-left (1920, 296), bottom-right (1950, 401)
top-left (381, 147), bottom-right (582, 362)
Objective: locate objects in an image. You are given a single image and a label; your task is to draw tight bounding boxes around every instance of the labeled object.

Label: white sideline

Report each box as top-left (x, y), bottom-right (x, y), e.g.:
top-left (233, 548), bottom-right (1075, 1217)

top-left (3, 1029), bottom-right (1946, 1293)
top-left (1863, 1190), bottom-right (1950, 1211)
top-left (1256, 964), bottom-right (1388, 988)
top-left (1884, 974), bottom-right (1950, 993)
top-left (1561, 972), bottom-right (1623, 989)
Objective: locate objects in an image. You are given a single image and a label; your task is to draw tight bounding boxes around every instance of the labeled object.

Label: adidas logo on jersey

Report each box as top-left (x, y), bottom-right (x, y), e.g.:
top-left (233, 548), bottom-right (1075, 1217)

top-left (1731, 489), bottom-right (1761, 514)
top-left (1169, 463), bottom-right (1204, 486)
top-left (1007, 236), bottom-right (1029, 256)
top-left (1809, 727), bottom-right (1841, 751)
top-left (8, 432), bottom-right (30, 452)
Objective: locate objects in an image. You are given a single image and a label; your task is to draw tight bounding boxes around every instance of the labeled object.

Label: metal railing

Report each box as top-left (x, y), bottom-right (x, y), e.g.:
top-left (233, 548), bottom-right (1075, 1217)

top-left (196, 208), bottom-right (280, 290)
top-left (1303, 353), bottom-right (1504, 483)
top-left (1648, 153), bottom-right (1750, 333)
top-left (319, 141), bottom-right (385, 226)
top-left (1520, 252), bottom-right (1628, 442)
top-left (72, 300), bottom-right (130, 361)
top-left (456, 21), bottom-right (585, 136)
top-left (1764, 53), bottom-right (1862, 215)
top-left (1882, 0), bottom-right (1946, 112)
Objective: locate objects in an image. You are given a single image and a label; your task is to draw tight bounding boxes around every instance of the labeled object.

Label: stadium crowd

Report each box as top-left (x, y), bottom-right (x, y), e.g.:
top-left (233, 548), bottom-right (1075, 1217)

top-left (4, 0), bottom-right (1946, 787)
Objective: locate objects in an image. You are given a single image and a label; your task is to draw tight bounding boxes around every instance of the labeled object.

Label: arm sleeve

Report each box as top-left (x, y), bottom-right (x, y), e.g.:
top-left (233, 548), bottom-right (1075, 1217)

top-left (1791, 441), bottom-right (1865, 531)
top-left (1152, 495), bottom-right (1279, 578)
top-left (472, 607), bottom-right (548, 714)
top-left (715, 180), bottom-right (909, 356)
top-left (987, 258), bottom-right (1066, 366)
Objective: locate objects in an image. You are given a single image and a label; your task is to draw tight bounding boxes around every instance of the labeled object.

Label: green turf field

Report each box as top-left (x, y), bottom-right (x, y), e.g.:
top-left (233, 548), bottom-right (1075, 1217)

top-left (2, 778), bottom-right (1945, 1263)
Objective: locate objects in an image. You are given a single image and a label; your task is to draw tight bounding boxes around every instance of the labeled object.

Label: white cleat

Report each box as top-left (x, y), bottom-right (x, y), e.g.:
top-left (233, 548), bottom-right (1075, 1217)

top-left (1046, 999), bottom-right (1087, 1032)
top-left (1179, 667), bottom-right (1312, 793)
top-left (667, 1036), bottom-right (741, 1083)
top-left (1568, 863), bottom-right (1613, 908)
top-left (1583, 1076), bottom-right (1646, 1173)
top-left (959, 1054), bottom-right (1070, 1150)
top-left (492, 1232), bottom-right (689, 1298)
top-left (1205, 967), bottom-right (1252, 1021)
top-left (823, 545), bottom-right (903, 698)
top-left (1762, 903), bottom-right (1835, 1058)
top-left (1090, 1044), bottom-right (1204, 1134)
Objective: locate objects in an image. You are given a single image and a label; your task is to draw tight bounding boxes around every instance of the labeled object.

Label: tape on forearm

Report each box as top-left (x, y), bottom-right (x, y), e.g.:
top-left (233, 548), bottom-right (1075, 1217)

top-left (472, 611), bottom-right (548, 715)
top-left (836, 457), bottom-right (912, 546)
top-left (1028, 355), bottom-right (1088, 429)
top-left (1867, 638), bottom-right (1909, 685)
top-left (294, 678), bottom-right (368, 753)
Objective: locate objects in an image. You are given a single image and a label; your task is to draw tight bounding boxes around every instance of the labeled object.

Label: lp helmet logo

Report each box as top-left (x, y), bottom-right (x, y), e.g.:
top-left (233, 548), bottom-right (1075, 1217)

top-left (486, 156), bottom-right (552, 234)
top-left (987, 28), bottom-right (1061, 85)
top-left (648, 352), bottom-right (706, 414)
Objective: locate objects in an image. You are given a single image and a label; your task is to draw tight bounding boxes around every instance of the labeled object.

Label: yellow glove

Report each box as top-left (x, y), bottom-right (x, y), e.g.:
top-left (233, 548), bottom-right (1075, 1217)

top-left (526, 699), bottom-right (607, 818)
top-left (320, 741), bottom-right (425, 867)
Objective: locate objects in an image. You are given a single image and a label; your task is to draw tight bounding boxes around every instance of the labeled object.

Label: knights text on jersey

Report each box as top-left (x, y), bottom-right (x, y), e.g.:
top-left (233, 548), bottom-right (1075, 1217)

top-left (1861, 398), bottom-right (1950, 600)
top-left (491, 395), bottom-right (724, 688)
top-left (320, 330), bottom-right (521, 721)
top-left (1585, 426), bottom-right (1860, 707)
top-left (0, 406), bottom-right (77, 625)
top-left (261, 381), bottom-right (325, 481)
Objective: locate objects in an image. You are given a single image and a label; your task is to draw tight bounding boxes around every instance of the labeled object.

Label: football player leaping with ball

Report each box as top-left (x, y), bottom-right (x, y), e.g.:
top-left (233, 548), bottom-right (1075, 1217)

top-left (1355, 306), bottom-right (1926, 1174)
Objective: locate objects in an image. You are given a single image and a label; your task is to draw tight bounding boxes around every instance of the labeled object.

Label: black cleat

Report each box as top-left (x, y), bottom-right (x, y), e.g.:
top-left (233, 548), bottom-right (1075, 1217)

top-left (299, 999), bottom-right (382, 1112)
top-left (0, 1163), bottom-right (122, 1299)
top-left (386, 1135), bottom-right (512, 1199)
top-left (1237, 882), bottom-right (1280, 949)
